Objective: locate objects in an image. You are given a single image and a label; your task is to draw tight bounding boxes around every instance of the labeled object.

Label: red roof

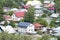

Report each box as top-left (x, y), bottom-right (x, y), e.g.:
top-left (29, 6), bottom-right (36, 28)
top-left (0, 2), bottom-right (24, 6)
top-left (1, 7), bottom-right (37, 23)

top-left (33, 23), bottom-right (43, 28)
top-left (3, 15), bottom-right (11, 19)
top-left (24, 5), bottom-right (30, 9)
top-left (15, 12), bottom-right (25, 18)
top-left (3, 15), bottom-right (11, 20)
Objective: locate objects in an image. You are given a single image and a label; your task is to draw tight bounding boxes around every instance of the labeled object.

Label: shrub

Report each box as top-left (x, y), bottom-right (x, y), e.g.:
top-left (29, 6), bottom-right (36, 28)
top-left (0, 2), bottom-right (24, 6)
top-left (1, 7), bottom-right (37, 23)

top-left (3, 21), bottom-right (8, 26)
top-left (8, 11), bottom-right (14, 16)
top-left (39, 35), bottom-right (52, 40)
top-left (9, 21), bottom-right (16, 28)
top-left (0, 33), bottom-right (39, 40)
top-left (41, 14), bottom-right (47, 18)
top-left (37, 30), bottom-right (43, 35)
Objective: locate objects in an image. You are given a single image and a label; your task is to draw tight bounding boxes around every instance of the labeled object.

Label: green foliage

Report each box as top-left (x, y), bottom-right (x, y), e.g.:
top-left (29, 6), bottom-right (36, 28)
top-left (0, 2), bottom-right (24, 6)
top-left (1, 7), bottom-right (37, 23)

top-left (8, 11), bottom-right (14, 16)
top-left (55, 0), bottom-right (60, 13)
top-left (49, 20), bottom-right (56, 28)
top-left (58, 14), bottom-right (60, 21)
top-left (43, 10), bottom-right (52, 16)
top-left (57, 36), bottom-right (60, 40)
top-left (39, 0), bottom-right (44, 3)
top-left (0, 16), bottom-right (5, 22)
top-left (0, 33), bottom-right (39, 40)
top-left (41, 14), bottom-right (47, 18)
top-left (35, 18), bottom-right (48, 27)
top-left (24, 6), bottom-right (35, 23)
top-left (9, 21), bottom-right (16, 28)
top-left (0, 6), bottom-right (5, 15)
top-left (39, 35), bottom-right (51, 40)
top-left (3, 21), bottom-right (8, 26)
top-left (37, 30), bottom-right (43, 35)
top-left (0, 0), bottom-right (20, 8)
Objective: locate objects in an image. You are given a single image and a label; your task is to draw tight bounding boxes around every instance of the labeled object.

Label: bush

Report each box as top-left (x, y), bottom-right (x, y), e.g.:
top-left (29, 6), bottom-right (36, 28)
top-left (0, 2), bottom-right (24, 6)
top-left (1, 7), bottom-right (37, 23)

top-left (8, 11), bottom-right (14, 16)
top-left (39, 35), bottom-right (52, 40)
top-left (41, 14), bottom-right (47, 18)
top-left (57, 36), bottom-right (60, 40)
top-left (35, 18), bottom-right (48, 27)
top-left (37, 30), bottom-right (43, 35)
top-left (9, 21), bottom-right (16, 28)
top-left (0, 33), bottom-right (40, 40)
top-left (3, 21), bottom-right (8, 26)
top-left (0, 16), bottom-right (5, 22)
top-left (49, 20), bottom-right (56, 28)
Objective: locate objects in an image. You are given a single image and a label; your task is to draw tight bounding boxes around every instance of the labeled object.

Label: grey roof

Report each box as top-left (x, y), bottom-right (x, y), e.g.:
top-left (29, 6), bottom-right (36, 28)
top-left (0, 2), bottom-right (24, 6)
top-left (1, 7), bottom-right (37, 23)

top-left (18, 22), bottom-right (31, 28)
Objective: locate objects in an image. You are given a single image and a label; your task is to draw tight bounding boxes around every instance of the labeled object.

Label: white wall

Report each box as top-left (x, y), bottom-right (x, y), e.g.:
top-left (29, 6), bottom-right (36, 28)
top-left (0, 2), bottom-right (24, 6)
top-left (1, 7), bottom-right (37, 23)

top-left (27, 24), bottom-right (35, 32)
top-left (18, 24), bottom-right (35, 33)
top-left (18, 27), bottom-right (27, 33)
top-left (11, 14), bottom-right (20, 21)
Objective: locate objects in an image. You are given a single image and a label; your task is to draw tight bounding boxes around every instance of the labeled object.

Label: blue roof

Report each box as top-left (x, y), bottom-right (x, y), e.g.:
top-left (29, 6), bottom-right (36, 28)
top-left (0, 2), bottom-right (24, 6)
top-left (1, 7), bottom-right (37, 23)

top-left (18, 22), bottom-right (31, 28)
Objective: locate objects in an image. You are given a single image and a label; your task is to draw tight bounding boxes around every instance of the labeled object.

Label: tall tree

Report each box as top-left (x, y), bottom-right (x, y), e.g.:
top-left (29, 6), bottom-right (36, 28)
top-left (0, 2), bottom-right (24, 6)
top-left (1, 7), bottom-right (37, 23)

top-left (24, 6), bottom-right (35, 23)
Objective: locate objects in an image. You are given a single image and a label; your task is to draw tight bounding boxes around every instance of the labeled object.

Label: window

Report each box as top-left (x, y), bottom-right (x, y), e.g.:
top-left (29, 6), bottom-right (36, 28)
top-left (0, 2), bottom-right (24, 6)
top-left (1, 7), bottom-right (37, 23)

top-left (29, 29), bottom-right (30, 31)
top-left (31, 29), bottom-right (33, 31)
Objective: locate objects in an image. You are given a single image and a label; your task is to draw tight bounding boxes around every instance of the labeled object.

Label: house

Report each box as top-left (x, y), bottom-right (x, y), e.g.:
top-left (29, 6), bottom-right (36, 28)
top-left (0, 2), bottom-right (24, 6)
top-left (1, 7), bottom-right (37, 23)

top-left (50, 13), bottom-right (59, 18)
top-left (3, 15), bottom-right (12, 21)
top-left (23, 5), bottom-right (30, 9)
top-left (34, 5), bottom-right (43, 10)
top-left (43, 1), bottom-right (54, 8)
top-left (43, 1), bottom-right (50, 7)
top-left (3, 7), bottom-right (11, 12)
top-left (48, 7), bottom-right (54, 13)
top-left (20, 9), bottom-right (28, 12)
top-left (5, 25), bottom-right (16, 33)
top-left (0, 25), bottom-right (16, 33)
top-left (35, 10), bottom-right (44, 19)
top-left (33, 23), bottom-right (43, 31)
top-left (26, 0), bottom-right (42, 6)
top-left (18, 22), bottom-right (36, 34)
top-left (11, 11), bottom-right (25, 21)
top-left (10, 8), bottom-right (19, 12)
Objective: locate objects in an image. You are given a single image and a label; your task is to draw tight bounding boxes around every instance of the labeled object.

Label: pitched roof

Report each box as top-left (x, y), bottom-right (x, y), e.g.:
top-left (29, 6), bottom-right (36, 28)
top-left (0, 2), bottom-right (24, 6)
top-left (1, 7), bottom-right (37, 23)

top-left (15, 12), bottom-right (25, 18)
top-left (3, 15), bottom-right (11, 20)
top-left (18, 22), bottom-right (31, 28)
top-left (24, 5), bottom-right (30, 9)
top-left (33, 23), bottom-right (43, 28)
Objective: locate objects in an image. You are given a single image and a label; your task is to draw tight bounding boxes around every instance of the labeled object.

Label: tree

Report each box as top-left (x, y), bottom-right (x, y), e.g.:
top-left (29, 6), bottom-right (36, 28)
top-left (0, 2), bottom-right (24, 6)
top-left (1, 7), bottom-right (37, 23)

top-left (24, 6), bottom-right (35, 23)
top-left (41, 13), bottom-right (47, 18)
top-left (35, 18), bottom-right (48, 27)
top-left (3, 21), bottom-right (8, 26)
top-left (8, 11), bottom-right (14, 16)
top-left (39, 0), bottom-right (44, 3)
top-left (0, 6), bottom-right (5, 15)
top-left (55, 0), bottom-right (60, 13)
top-left (9, 21), bottom-right (16, 28)
top-left (0, 16), bottom-right (5, 22)
top-left (49, 20), bottom-right (56, 28)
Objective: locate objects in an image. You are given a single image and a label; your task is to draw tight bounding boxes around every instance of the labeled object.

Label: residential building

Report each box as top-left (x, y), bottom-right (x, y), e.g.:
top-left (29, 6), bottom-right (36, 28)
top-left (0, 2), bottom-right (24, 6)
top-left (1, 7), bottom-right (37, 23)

top-left (11, 11), bottom-right (25, 21)
top-left (18, 22), bottom-right (36, 34)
